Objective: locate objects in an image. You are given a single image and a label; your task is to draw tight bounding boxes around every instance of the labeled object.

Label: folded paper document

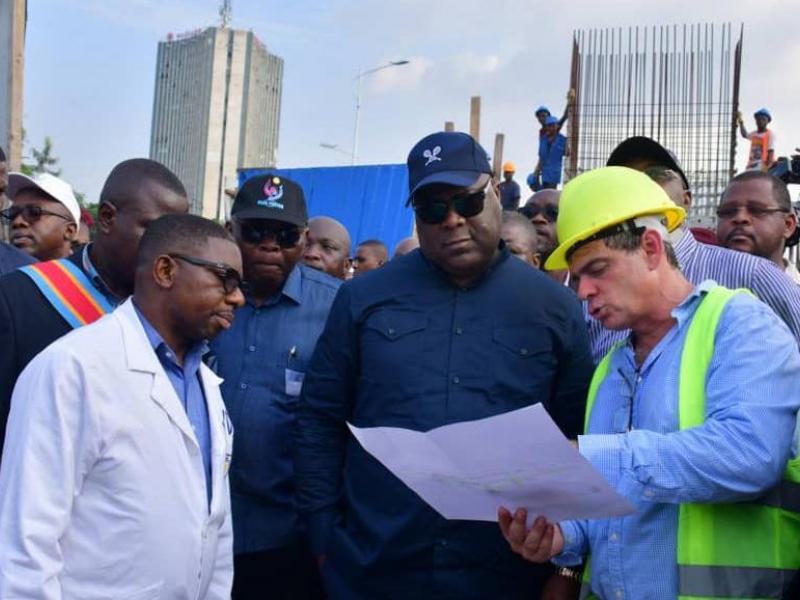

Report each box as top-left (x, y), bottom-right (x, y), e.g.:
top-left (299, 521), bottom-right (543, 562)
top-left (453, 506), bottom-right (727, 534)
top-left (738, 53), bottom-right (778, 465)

top-left (348, 403), bottom-right (635, 523)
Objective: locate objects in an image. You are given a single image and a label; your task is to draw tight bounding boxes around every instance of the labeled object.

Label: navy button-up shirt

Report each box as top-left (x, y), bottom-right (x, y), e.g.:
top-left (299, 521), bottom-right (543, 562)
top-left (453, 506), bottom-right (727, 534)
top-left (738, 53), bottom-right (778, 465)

top-left (295, 248), bottom-right (594, 599)
top-left (210, 263), bottom-right (341, 554)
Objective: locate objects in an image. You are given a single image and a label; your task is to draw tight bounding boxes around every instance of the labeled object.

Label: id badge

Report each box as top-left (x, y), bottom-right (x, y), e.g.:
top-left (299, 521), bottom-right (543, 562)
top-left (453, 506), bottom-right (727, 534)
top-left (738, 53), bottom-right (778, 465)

top-left (285, 368), bottom-right (305, 397)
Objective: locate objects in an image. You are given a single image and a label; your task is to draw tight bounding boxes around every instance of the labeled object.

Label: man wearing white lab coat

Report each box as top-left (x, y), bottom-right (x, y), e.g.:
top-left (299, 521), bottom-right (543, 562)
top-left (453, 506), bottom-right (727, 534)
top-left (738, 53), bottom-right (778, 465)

top-left (0, 214), bottom-right (245, 599)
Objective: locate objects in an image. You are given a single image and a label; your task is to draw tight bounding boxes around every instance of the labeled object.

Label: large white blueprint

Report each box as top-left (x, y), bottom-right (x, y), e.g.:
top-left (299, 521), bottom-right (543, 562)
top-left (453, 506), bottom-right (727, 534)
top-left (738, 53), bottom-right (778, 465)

top-left (348, 403), bottom-right (635, 523)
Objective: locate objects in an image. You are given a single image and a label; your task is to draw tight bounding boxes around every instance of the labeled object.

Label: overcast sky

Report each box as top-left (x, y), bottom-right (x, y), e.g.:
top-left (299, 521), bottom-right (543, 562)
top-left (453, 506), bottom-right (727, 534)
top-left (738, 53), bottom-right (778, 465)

top-left (22, 0), bottom-right (800, 202)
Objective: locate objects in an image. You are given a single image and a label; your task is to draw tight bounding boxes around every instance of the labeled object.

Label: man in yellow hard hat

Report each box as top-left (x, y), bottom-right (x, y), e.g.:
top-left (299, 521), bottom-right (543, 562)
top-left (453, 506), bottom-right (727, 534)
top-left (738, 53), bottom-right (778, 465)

top-left (499, 161), bottom-right (521, 211)
top-left (498, 166), bottom-right (800, 600)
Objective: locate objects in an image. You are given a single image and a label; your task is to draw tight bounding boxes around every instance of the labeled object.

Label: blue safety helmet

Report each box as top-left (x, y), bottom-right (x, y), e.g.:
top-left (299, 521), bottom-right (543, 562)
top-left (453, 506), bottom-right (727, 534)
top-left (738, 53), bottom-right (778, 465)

top-left (526, 172), bottom-right (537, 188)
top-left (754, 108), bottom-right (772, 122)
top-left (544, 115), bottom-right (559, 126)
top-left (535, 105), bottom-right (550, 116)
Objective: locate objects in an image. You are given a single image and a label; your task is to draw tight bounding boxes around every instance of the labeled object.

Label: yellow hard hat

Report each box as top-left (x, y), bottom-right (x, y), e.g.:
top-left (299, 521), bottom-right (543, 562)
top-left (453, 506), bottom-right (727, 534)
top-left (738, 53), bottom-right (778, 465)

top-left (544, 166), bottom-right (686, 271)
top-left (502, 162), bottom-right (516, 173)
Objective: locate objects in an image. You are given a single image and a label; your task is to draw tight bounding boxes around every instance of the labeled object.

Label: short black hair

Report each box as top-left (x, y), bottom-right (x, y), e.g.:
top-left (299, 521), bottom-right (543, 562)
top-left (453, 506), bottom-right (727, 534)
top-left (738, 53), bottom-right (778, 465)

top-left (100, 158), bottom-right (187, 208)
top-left (0, 146), bottom-right (6, 163)
top-left (723, 171), bottom-right (791, 212)
top-left (358, 239), bottom-right (388, 257)
top-left (501, 210), bottom-right (539, 253)
top-left (136, 214), bottom-right (233, 270)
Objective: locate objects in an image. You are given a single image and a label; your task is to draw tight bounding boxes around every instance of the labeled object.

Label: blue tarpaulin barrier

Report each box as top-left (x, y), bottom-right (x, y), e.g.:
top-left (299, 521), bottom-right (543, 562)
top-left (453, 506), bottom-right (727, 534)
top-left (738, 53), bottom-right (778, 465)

top-left (238, 164), bottom-right (414, 253)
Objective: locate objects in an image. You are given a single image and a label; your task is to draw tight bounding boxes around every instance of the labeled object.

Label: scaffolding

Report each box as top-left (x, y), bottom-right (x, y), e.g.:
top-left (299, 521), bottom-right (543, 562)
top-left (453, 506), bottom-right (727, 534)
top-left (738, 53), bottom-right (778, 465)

top-left (567, 23), bottom-right (743, 226)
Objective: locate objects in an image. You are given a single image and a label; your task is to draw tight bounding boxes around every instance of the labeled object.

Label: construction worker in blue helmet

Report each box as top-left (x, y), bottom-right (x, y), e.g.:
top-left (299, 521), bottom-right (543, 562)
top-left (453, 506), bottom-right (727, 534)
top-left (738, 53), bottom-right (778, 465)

top-left (534, 89), bottom-right (577, 136)
top-left (498, 165), bottom-right (800, 600)
top-left (737, 107), bottom-right (776, 171)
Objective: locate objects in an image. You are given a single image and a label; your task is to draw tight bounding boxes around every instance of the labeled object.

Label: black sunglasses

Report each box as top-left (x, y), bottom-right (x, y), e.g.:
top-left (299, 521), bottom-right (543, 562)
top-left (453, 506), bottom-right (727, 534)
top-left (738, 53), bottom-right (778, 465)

top-left (168, 253), bottom-right (244, 295)
top-left (519, 204), bottom-right (558, 222)
top-left (234, 221), bottom-right (302, 248)
top-left (0, 205), bottom-right (72, 223)
top-left (412, 188), bottom-right (487, 225)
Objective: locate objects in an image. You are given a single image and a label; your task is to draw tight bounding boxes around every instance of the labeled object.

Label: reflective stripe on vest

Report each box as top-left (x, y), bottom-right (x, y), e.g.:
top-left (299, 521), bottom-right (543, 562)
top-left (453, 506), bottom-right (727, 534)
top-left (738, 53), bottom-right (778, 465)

top-left (580, 286), bottom-right (800, 600)
top-left (679, 565), bottom-right (795, 599)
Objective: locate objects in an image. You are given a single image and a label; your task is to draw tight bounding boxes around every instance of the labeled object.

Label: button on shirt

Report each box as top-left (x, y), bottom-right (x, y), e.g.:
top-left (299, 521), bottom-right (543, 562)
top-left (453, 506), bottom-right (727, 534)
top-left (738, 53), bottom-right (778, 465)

top-left (134, 305), bottom-right (212, 505)
top-left (209, 263), bottom-right (341, 554)
top-left (295, 248), bottom-right (594, 599)
top-left (588, 230), bottom-right (800, 363)
top-left (556, 282), bottom-right (800, 600)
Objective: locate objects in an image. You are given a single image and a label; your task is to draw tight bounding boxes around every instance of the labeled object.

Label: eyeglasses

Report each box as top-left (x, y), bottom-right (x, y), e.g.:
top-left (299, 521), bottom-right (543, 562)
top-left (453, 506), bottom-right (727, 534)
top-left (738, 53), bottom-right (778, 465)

top-left (715, 203), bottom-right (789, 220)
top-left (234, 221), bottom-right (302, 248)
top-left (519, 204), bottom-right (559, 222)
top-left (168, 253), bottom-right (244, 295)
top-left (412, 187), bottom-right (487, 225)
top-left (0, 205), bottom-right (72, 223)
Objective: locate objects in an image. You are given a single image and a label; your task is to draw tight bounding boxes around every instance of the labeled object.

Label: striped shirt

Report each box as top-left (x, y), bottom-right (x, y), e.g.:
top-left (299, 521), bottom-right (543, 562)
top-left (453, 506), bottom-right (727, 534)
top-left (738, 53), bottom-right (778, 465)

top-left (587, 230), bottom-right (800, 363)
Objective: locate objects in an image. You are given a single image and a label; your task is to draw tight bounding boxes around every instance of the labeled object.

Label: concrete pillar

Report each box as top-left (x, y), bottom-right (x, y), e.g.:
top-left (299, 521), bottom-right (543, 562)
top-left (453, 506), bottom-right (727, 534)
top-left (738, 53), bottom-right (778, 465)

top-left (0, 0), bottom-right (25, 170)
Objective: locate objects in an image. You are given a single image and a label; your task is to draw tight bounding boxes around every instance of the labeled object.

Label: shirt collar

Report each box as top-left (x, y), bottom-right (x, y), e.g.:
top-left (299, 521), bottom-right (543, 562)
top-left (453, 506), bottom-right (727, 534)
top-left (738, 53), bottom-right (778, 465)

top-left (82, 244), bottom-right (121, 306)
top-left (281, 264), bottom-right (303, 304)
top-left (622, 279), bottom-right (717, 372)
top-left (418, 241), bottom-right (510, 288)
top-left (670, 279), bottom-right (717, 326)
top-left (245, 263), bottom-right (304, 308)
top-left (132, 301), bottom-right (208, 370)
top-left (671, 227), bottom-right (695, 267)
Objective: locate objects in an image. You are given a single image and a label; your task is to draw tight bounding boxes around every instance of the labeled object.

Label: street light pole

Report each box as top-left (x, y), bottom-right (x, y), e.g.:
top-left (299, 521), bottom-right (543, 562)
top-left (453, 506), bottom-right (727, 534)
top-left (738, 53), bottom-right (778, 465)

top-left (351, 59), bottom-right (410, 166)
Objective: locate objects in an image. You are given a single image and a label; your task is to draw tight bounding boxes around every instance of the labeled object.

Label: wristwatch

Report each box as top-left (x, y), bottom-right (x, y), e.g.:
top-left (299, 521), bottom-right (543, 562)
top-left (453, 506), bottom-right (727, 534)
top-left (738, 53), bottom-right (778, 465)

top-left (556, 567), bottom-right (582, 582)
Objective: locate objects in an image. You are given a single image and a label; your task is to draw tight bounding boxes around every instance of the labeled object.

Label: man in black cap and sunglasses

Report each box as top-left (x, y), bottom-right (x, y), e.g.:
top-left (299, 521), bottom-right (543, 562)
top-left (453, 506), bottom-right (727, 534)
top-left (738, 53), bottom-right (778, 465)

top-left (295, 131), bottom-right (593, 600)
top-left (209, 173), bottom-right (340, 599)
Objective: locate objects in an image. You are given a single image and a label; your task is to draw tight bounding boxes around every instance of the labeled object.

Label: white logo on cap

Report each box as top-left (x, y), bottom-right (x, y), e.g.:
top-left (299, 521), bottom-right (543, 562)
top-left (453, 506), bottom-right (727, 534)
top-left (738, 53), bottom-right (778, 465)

top-left (423, 146), bottom-right (442, 166)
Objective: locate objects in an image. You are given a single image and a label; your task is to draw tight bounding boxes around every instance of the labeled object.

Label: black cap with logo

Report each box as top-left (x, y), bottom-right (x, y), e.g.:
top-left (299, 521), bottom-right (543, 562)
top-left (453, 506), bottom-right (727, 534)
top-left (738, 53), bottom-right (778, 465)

top-left (231, 174), bottom-right (308, 227)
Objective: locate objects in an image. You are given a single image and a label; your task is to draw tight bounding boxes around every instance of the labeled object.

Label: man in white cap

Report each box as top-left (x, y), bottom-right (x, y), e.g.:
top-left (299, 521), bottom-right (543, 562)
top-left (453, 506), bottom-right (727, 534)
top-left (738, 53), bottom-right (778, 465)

top-left (1, 172), bottom-right (81, 261)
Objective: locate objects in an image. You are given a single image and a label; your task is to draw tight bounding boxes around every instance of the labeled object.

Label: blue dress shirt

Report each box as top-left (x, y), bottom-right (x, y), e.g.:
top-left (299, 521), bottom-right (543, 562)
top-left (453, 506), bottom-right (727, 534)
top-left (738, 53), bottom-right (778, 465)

top-left (557, 282), bottom-right (800, 600)
top-left (295, 248), bottom-right (594, 599)
top-left (209, 263), bottom-right (341, 554)
top-left (588, 230), bottom-right (800, 363)
top-left (134, 304), bottom-right (212, 505)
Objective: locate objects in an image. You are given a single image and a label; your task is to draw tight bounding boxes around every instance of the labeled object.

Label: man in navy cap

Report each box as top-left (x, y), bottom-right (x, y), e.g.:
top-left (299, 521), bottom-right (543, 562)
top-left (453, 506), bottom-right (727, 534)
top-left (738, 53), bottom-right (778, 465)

top-left (295, 132), bottom-right (593, 599)
top-left (209, 174), bottom-right (340, 599)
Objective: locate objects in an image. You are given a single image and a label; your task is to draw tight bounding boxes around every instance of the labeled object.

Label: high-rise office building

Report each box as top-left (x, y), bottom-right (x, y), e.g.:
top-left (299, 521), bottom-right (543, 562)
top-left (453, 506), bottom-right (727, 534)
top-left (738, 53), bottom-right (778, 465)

top-left (149, 27), bottom-right (283, 218)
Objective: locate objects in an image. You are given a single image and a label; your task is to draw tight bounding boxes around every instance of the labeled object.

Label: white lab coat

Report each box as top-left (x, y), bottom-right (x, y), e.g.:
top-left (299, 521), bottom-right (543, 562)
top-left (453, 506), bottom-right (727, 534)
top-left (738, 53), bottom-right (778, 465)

top-left (0, 299), bottom-right (234, 599)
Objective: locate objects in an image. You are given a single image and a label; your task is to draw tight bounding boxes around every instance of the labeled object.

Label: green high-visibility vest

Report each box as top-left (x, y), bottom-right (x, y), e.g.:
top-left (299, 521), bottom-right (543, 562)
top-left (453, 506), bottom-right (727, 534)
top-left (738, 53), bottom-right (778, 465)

top-left (579, 286), bottom-right (800, 600)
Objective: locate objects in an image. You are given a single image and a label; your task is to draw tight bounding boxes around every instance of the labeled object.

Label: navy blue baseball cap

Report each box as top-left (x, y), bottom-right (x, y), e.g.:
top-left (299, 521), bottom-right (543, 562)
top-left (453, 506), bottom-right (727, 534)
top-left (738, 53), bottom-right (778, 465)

top-left (406, 131), bottom-right (492, 203)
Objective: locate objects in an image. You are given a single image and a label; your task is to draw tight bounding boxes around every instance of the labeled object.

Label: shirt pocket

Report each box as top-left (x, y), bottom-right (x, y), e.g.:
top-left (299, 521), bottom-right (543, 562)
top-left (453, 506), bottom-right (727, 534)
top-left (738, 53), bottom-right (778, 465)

top-left (490, 325), bottom-right (557, 406)
top-left (275, 356), bottom-right (309, 407)
top-left (360, 309), bottom-right (429, 384)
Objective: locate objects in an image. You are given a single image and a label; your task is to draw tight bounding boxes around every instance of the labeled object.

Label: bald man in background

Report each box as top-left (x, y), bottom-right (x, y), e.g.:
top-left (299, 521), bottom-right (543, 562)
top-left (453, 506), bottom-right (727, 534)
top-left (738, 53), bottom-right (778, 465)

top-left (303, 216), bottom-right (351, 280)
top-left (393, 236), bottom-right (419, 258)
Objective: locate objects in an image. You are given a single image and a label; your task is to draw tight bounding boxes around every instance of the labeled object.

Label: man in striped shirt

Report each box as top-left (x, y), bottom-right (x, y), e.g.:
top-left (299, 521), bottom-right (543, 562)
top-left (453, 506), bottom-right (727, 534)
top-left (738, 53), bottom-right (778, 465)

top-left (586, 136), bottom-right (800, 363)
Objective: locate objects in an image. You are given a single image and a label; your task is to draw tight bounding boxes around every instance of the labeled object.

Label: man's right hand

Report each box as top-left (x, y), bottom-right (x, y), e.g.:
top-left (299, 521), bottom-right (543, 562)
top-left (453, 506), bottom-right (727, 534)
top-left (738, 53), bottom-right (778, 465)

top-left (498, 507), bottom-right (564, 562)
